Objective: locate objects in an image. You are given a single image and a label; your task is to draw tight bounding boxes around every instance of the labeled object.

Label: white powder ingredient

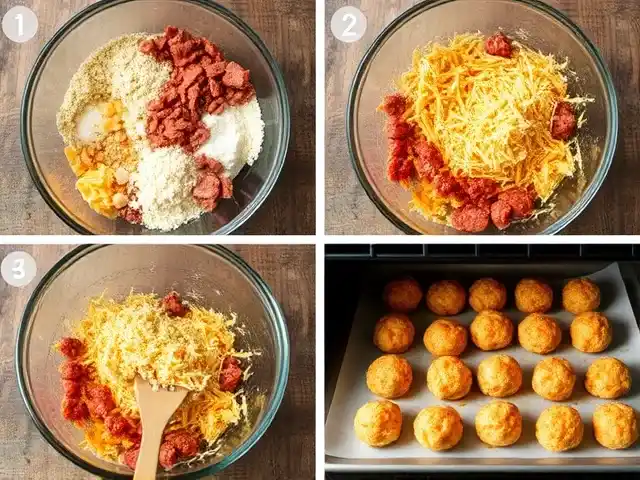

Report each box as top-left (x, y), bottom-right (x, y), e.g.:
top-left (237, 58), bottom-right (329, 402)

top-left (131, 146), bottom-right (204, 231)
top-left (196, 98), bottom-right (265, 179)
top-left (76, 105), bottom-right (105, 143)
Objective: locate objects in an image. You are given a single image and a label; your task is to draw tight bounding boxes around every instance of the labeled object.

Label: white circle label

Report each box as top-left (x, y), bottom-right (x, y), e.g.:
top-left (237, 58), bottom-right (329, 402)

top-left (2, 6), bottom-right (38, 43)
top-left (331, 6), bottom-right (367, 43)
top-left (1, 251), bottom-right (37, 287)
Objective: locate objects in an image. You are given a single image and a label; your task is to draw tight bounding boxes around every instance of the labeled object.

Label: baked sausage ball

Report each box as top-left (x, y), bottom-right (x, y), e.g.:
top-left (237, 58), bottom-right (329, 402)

top-left (354, 400), bottom-right (403, 447)
top-left (475, 401), bottom-right (522, 447)
top-left (426, 280), bottom-right (466, 316)
top-left (366, 354), bottom-right (413, 399)
top-left (515, 278), bottom-right (553, 313)
top-left (427, 356), bottom-right (472, 400)
top-left (593, 402), bottom-right (638, 449)
top-left (383, 277), bottom-right (423, 313)
top-left (414, 405), bottom-right (463, 451)
top-left (469, 278), bottom-right (507, 312)
top-left (562, 278), bottom-right (600, 314)
top-left (585, 357), bottom-right (631, 399)
top-left (373, 313), bottom-right (415, 353)
top-left (470, 310), bottom-right (514, 351)
top-left (570, 311), bottom-right (611, 353)
top-left (532, 357), bottom-right (576, 401)
top-left (477, 355), bottom-right (522, 398)
top-left (518, 313), bottom-right (562, 354)
top-left (536, 406), bottom-right (584, 452)
top-left (423, 319), bottom-right (468, 356)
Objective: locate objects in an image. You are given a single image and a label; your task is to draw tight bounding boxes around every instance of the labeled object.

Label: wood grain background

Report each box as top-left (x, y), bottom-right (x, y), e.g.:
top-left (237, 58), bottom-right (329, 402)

top-left (0, 0), bottom-right (315, 235)
top-left (0, 244), bottom-right (315, 479)
top-left (325, 0), bottom-right (640, 235)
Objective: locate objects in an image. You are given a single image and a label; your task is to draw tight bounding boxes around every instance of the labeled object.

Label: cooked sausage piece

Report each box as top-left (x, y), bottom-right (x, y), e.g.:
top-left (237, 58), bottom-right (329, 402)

top-left (451, 205), bottom-right (490, 233)
top-left (219, 356), bottom-right (243, 392)
top-left (551, 101), bottom-right (577, 140)
top-left (485, 31), bottom-right (513, 58)
top-left (85, 384), bottom-right (116, 420)
top-left (165, 430), bottom-right (200, 457)
top-left (57, 337), bottom-right (84, 359)
top-left (60, 361), bottom-right (85, 380)
top-left (162, 291), bottom-right (189, 317)
top-left (381, 93), bottom-right (407, 118)
top-left (122, 448), bottom-right (140, 470)
top-left (413, 140), bottom-right (444, 181)
top-left (498, 187), bottom-right (534, 218)
top-left (62, 379), bottom-right (83, 398)
top-left (105, 414), bottom-right (130, 437)
top-left (490, 199), bottom-right (513, 230)
top-left (159, 442), bottom-right (179, 469)
top-left (62, 397), bottom-right (89, 421)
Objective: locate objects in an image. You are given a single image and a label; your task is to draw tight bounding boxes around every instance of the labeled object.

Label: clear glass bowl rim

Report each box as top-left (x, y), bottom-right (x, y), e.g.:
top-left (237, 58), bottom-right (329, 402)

top-left (346, 0), bottom-right (619, 235)
top-left (20, 0), bottom-right (291, 235)
top-left (15, 244), bottom-right (290, 479)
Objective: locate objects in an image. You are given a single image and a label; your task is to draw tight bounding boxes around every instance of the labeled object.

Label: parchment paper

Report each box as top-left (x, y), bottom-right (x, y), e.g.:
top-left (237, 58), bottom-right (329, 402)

top-left (325, 263), bottom-right (640, 459)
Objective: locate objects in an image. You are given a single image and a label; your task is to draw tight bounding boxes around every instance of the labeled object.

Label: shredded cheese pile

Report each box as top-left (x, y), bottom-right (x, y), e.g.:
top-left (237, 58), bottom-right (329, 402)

top-left (74, 292), bottom-right (246, 454)
top-left (398, 33), bottom-right (589, 202)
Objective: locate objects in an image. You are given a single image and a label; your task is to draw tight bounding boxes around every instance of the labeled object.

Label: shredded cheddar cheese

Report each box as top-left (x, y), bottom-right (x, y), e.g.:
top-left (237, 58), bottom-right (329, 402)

top-left (397, 33), bottom-right (590, 203)
top-left (73, 293), bottom-right (249, 460)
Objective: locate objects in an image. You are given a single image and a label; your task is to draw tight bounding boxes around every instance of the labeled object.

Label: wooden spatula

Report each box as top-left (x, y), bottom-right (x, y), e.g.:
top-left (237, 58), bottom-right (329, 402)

top-left (133, 376), bottom-right (188, 480)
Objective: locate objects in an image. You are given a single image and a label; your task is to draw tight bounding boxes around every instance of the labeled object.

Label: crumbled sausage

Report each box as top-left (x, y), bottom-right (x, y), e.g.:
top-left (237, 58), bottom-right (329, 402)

top-left (118, 206), bottom-right (143, 225)
top-left (413, 140), bottom-right (444, 181)
top-left (57, 337), bottom-right (84, 359)
top-left (159, 442), bottom-right (179, 469)
top-left (85, 384), bottom-right (116, 420)
top-left (380, 93), bottom-right (407, 118)
top-left (490, 199), bottom-right (513, 230)
top-left (60, 361), bottom-right (85, 380)
top-left (451, 204), bottom-right (490, 233)
top-left (433, 171), bottom-right (460, 197)
top-left (485, 31), bottom-right (513, 58)
top-left (162, 291), bottom-right (189, 317)
top-left (122, 448), bottom-right (140, 470)
top-left (165, 430), bottom-right (200, 457)
top-left (464, 178), bottom-right (499, 203)
top-left (498, 187), bottom-right (534, 218)
top-left (551, 101), bottom-right (577, 140)
top-left (219, 356), bottom-right (242, 392)
top-left (62, 379), bottom-right (83, 398)
top-left (62, 397), bottom-right (89, 421)
top-left (105, 414), bottom-right (130, 437)
top-left (222, 62), bottom-right (251, 89)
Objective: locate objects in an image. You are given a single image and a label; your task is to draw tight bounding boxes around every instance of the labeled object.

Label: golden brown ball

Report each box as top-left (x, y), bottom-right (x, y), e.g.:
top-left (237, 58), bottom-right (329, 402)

top-left (562, 278), bottom-right (600, 314)
top-left (413, 405), bottom-right (463, 451)
top-left (477, 355), bottom-right (522, 398)
top-left (426, 356), bottom-right (472, 400)
top-left (536, 406), bottom-right (584, 452)
top-left (354, 400), bottom-right (403, 447)
top-left (475, 401), bottom-right (522, 447)
top-left (373, 313), bottom-right (415, 353)
top-left (366, 354), bottom-right (413, 399)
top-left (470, 310), bottom-right (514, 351)
top-left (532, 357), bottom-right (576, 401)
top-left (518, 313), bottom-right (562, 354)
top-left (585, 357), bottom-right (631, 399)
top-left (593, 402), bottom-right (638, 449)
top-left (426, 280), bottom-right (466, 316)
top-left (423, 319), bottom-right (468, 356)
top-left (383, 277), bottom-right (423, 313)
top-left (469, 278), bottom-right (507, 312)
top-left (515, 278), bottom-right (553, 313)
top-left (570, 311), bottom-right (611, 353)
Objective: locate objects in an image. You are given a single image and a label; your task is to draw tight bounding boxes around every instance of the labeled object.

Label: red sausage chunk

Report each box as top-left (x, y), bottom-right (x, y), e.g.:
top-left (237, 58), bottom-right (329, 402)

top-left (62, 397), bottom-right (89, 421)
top-left (60, 361), bottom-right (85, 380)
top-left (498, 187), bottom-right (534, 218)
top-left (57, 337), bottom-right (84, 359)
top-left (551, 101), bottom-right (577, 140)
top-left (490, 199), bottom-right (513, 230)
top-left (165, 430), bottom-right (200, 457)
top-left (122, 448), bottom-right (140, 470)
top-left (105, 414), bottom-right (131, 437)
top-left (162, 291), bottom-right (189, 317)
top-left (485, 31), bottom-right (513, 58)
top-left (159, 442), bottom-right (179, 469)
top-left (219, 356), bottom-right (243, 392)
top-left (451, 205), bottom-right (490, 233)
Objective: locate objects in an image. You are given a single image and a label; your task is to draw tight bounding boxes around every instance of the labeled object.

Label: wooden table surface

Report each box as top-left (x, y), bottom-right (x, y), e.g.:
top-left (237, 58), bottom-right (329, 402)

top-left (325, 0), bottom-right (640, 235)
top-left (0, 244), bottom-right (316, 479)
top-left (0, 0), bottom-right (315, 235)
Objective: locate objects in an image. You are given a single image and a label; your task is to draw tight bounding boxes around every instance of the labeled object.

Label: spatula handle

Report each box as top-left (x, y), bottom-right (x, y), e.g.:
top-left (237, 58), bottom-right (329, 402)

top-left (133, 418), bottom-right (166, 480)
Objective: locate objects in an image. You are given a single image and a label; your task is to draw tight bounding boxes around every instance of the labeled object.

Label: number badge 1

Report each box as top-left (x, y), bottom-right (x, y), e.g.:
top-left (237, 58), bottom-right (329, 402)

top-left (331, 6), bottom-right (367, 43)
top-left (2, 6), bottom-right (38, 43)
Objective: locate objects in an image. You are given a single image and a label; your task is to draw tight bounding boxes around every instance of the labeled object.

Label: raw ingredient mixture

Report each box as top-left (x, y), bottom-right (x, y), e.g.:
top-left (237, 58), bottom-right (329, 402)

top-left (54, 291), bottom-right (253, 471)
top-left (379, 31), bottom-right (592, 233)
top-left (57, 26), bottom-right (265, 231)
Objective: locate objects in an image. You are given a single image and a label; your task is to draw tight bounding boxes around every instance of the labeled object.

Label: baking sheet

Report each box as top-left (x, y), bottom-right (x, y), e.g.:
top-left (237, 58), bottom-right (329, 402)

top-left (325, 263), bottom-right (640, 459)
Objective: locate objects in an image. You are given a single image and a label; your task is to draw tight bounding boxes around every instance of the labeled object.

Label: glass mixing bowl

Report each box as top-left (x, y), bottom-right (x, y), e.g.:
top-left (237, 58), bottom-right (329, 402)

top-left (348, 0), bottom-right (618, 235)
top-left (16, 245), bottom-right (289, 478)
top-left (21, 0), bottom-right (290, 235)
